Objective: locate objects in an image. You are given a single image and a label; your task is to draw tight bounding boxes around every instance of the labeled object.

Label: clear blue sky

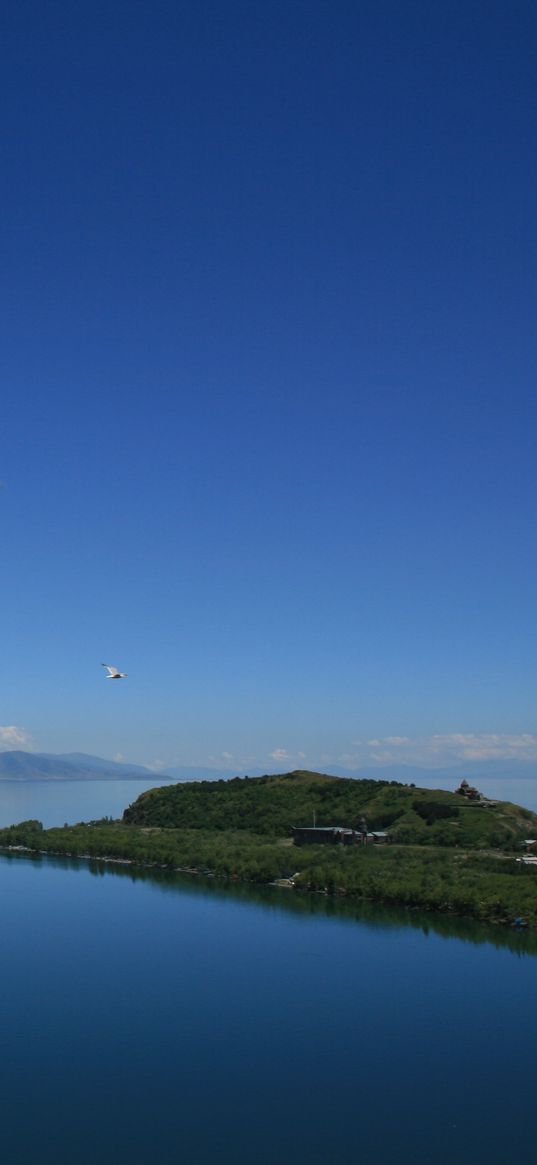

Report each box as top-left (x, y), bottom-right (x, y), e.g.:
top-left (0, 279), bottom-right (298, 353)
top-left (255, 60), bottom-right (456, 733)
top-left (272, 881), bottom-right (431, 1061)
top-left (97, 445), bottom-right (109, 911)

top-left (1, 0), bottom-right (536, 773)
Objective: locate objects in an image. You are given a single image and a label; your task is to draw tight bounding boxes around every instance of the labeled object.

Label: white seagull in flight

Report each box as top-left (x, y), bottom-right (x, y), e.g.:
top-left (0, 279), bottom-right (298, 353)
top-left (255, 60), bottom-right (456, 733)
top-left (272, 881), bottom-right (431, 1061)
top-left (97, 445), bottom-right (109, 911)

top-left (101, 663), bottom-right (128, 679)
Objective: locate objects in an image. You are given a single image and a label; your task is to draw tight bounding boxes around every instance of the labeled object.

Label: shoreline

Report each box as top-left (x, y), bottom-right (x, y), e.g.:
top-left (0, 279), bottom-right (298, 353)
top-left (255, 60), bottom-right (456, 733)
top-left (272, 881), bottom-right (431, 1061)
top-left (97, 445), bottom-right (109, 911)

top-left (0, 841), bottom-right (531, 933)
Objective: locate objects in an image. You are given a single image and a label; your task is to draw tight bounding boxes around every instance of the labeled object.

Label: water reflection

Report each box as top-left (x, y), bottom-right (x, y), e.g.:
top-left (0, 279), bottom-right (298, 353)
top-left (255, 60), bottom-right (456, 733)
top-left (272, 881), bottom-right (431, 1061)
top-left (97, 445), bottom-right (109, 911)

top-left (2, 847), bottom-right (536, 958)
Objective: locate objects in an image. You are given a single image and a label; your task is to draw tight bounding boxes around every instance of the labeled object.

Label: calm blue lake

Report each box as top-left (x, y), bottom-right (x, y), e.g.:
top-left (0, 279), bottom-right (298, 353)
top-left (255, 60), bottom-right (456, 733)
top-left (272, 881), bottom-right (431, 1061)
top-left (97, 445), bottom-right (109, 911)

top-left (0, 778), bottom-right (176, 829)
top-left (0, 782), bottom-right (536, 1164)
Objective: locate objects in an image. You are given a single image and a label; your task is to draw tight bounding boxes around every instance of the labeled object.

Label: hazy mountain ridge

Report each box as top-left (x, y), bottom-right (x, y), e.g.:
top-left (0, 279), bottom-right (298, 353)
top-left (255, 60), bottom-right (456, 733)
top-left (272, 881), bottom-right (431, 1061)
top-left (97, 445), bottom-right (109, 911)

top-left (334, 760), bottom-right (537, 783)
top-left (0, 751), bottom-right (169, 781)
top-left (163, 760), bottom-right (537, 784)
top-left (1, 751), bottom-right (536, 786)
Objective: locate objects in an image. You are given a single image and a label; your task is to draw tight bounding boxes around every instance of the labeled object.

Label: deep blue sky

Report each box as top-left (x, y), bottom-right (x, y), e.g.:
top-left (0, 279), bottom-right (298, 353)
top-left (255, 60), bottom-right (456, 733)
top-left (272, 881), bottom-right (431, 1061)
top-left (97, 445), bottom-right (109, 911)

top-left (1, 0), bottom-right (536, 773)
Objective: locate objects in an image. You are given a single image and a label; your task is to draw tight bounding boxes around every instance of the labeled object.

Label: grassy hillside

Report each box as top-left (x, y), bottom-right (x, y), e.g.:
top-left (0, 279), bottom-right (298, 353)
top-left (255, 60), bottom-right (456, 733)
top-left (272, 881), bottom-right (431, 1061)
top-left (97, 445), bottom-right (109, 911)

top-left (123, 769), bottom-right (537, 850)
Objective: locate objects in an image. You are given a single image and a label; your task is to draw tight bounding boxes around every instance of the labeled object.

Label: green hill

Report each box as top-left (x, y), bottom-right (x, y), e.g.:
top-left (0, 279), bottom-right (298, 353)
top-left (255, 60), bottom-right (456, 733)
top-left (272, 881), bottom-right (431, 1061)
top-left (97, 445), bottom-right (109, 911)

top-left (3, 771), bottom-right (537, 929)
top-left (123, 769), bottom-right (537, 850)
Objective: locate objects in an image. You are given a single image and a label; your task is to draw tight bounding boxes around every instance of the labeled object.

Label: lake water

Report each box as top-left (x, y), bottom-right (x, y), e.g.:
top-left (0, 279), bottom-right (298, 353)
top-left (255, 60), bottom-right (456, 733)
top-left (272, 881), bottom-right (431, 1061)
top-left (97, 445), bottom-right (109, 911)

top-left (1, 782), bottom-right (536, 1164)
top-left (0, 778), bottom-right (176, 829)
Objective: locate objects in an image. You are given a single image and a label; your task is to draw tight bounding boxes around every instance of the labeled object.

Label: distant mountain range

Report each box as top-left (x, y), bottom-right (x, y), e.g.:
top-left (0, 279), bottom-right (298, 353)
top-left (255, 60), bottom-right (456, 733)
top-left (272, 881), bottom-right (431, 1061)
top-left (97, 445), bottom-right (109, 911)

top-left (0, 751), bottom-right (169, 781)
top-left (1, 750), bottom-right (536, 786)
top-left (329, 760), bottom-right (537, 785)
top-left (0, 751), bottom-right (266, 782)
top-left (0, 752), bottom-right (281, 783)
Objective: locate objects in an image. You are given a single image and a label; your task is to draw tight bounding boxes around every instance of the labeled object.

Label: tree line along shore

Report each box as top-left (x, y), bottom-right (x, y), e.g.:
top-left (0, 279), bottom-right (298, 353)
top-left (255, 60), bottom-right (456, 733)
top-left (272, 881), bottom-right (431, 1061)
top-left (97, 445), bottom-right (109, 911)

top-left (1, 770), bottom-right (537, 928)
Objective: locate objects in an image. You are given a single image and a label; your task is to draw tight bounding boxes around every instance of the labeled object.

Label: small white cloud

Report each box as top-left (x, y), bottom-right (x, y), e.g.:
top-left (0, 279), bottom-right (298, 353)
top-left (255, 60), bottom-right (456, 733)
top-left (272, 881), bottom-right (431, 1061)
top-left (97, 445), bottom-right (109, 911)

top-left (114, 752), bottom-right (125, 763)
top-left (270, 748), bottom-right (306, 763)
top-left (0, 725), bottom-right (33, 751)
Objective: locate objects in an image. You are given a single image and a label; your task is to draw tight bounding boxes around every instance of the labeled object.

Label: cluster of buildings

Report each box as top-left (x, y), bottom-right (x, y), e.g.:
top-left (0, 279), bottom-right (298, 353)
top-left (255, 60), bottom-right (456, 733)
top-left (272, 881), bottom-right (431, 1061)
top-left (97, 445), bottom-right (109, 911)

top-left (517, 839), bottom-right (537, 866)
top-left (292, 825), bottom-right (388, 847)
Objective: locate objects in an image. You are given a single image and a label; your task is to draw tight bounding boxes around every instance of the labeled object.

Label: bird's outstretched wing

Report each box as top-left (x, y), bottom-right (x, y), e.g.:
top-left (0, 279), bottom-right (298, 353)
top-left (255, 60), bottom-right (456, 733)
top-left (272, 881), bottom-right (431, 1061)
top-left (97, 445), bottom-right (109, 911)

top-left (101, 663), bottom-right (120, 677)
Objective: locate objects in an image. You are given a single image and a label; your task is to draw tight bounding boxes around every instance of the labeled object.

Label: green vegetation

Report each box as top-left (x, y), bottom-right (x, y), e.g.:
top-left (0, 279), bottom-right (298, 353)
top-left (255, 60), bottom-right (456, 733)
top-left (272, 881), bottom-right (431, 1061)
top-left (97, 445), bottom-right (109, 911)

top-left (123, 769), bottom-right (536, 851)
top-left (2, 771), bottom-right (537, 928)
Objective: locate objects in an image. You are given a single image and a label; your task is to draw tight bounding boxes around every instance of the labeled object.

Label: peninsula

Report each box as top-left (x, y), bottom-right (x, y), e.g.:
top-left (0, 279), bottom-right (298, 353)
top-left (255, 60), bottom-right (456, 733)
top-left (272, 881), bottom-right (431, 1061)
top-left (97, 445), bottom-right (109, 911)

top-left (2, 770), bottom-right (537, 927)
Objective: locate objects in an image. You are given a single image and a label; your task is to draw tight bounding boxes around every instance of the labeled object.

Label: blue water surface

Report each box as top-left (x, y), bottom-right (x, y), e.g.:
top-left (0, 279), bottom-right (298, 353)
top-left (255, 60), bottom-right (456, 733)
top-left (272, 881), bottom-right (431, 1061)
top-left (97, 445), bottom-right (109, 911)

top-left (0, 778), bottom-right (174, 828)
top-left (0, 845), bottom-right (536, 1165)
top-left (1, 781), bottom-right (536, 1164)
